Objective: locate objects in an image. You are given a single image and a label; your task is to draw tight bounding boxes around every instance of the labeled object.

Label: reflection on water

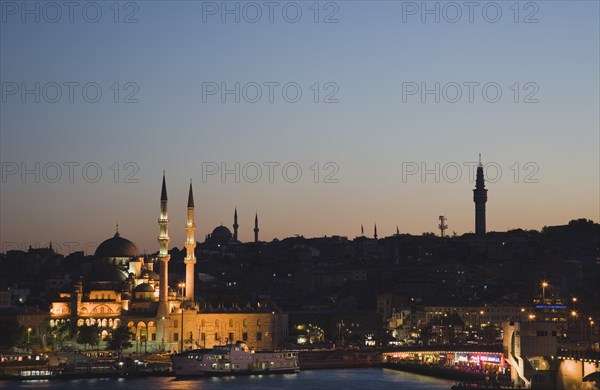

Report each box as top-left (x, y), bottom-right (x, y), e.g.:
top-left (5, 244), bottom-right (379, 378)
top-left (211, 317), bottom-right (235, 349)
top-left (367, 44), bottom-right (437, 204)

top-left (0, 368), bottom-right (453, 389)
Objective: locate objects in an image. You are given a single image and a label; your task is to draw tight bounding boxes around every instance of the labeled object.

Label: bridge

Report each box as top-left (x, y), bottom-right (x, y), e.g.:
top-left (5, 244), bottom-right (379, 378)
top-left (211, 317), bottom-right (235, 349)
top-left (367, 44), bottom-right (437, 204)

top-left (381, 345), bottom-right (507, 383)
top-left (380, 343), bottom-right (600, 389)
top-left (555, 349), bottom-right (600, 389)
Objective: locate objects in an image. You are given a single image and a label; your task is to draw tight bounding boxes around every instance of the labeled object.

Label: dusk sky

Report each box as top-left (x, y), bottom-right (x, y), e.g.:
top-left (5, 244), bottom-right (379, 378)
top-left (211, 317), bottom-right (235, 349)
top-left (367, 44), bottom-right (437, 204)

top-left (1, 1), bottom-right (598, 254)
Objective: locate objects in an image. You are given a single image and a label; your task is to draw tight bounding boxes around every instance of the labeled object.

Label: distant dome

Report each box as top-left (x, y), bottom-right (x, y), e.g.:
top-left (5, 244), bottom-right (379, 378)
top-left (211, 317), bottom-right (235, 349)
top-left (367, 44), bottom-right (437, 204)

top-left (95, 232), bottom-right (138, 258)
top-left (134, 283), bottom-right (154, 293)
top-left (88, 266), bottom-right (128, 283)
top-left (141, 269), bottom-right (160, 281)
top-left (209, 225), bottom-right (232, 243)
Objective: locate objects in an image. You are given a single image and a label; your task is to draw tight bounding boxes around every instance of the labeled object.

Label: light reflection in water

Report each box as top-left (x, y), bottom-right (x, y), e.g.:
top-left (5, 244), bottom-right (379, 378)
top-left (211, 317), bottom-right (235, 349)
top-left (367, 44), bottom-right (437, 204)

top-left (1, 368), bottom-right (454, 390)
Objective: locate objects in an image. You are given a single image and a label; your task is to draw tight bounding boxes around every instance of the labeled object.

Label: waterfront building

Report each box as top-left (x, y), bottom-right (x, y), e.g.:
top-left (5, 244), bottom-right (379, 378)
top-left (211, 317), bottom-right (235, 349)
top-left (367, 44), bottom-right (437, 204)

top-left (49, 173), bottom-right (287, 353)
top-left (503, 320), bottom-right (558, 388)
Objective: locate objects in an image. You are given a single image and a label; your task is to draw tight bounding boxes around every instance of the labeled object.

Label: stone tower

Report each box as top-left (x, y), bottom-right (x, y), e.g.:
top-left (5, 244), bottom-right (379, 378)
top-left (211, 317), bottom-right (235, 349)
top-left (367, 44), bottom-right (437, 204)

top-left (157, 172), bottom-right (171, 318)
top-left (184, 180), bottom-right (196, 300)
top-left (473, 154), bottom-right (488, 236)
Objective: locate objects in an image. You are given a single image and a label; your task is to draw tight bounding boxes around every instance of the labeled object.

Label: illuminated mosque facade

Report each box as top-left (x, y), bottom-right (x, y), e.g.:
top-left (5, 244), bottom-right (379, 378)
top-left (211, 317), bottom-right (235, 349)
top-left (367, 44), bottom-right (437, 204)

top-left (50, 174), bottom-right (287, 353)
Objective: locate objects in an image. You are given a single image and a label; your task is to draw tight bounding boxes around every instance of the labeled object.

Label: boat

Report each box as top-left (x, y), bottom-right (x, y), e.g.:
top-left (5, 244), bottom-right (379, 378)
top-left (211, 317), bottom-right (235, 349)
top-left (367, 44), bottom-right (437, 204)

top-left (12, 369), bottom-right (56, 380)
top-left (171, 341), bottom-right (299, 377)
top-left (451, 382), bottom-right (518, 389)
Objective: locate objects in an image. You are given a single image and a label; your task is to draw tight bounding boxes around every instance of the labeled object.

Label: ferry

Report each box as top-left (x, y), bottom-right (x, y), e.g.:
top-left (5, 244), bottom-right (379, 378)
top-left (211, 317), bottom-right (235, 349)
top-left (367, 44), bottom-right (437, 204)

top-left (171, 342), bottom-right (299, 377)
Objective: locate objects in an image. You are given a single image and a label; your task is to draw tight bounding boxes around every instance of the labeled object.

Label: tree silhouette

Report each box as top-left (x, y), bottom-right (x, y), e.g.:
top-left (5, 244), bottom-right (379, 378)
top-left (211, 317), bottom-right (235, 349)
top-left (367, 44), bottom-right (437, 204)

top-left (106, 325), bottom-right (133, 358)
top-left (53, 321), bottom-right (77, 350)
top-left (0, 318), bottom-right (27, 349)
top-left (77, 324), bottom-right (99, 350)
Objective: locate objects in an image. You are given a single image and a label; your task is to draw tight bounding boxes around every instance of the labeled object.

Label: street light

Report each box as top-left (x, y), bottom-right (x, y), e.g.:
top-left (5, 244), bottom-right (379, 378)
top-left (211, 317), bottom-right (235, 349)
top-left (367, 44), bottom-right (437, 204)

top-left (161, 316), bottom-right (165, 352)
top-left (178, 282), bottom-right (186, 300)
top-left (337, 320), bottom-right (345, 349)
top-left (177, 282), bottom-right (185, 353)
top-left (541, 281), bottom-right (549, 303)
top-left (570, 311), bottom-right (579, 338)
top-left (27, 327), bottom-right (32, 352)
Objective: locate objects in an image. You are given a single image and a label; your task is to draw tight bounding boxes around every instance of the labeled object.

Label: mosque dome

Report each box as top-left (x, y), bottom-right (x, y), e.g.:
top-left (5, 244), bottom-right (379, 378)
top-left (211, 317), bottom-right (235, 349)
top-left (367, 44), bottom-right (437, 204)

top-left (141, 269), bottom-right (160, 281)
top-left (209, 225), bottom-right (232, 243)
top-left (88, 266), bottom-right (128, 283)
top-left (95, 231), bottom-right (138, 258)
top-left (133, 283), bottom-right (154, 293)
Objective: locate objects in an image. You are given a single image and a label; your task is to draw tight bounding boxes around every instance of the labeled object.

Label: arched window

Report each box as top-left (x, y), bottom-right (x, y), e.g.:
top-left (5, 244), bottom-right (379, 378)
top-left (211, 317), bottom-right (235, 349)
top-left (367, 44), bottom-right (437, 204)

top-left (174, 320), bottom-right (179, 328)
top-left (229, 319), bottom-right (233, 328)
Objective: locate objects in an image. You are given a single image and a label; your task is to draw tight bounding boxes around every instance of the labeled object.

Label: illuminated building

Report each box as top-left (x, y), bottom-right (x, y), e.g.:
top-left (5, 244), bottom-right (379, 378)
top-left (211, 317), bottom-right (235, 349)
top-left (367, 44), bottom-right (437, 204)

top-left (503, 320), bottom-right (558, 388)
top-left (49, 173), bottom-right (288, 352)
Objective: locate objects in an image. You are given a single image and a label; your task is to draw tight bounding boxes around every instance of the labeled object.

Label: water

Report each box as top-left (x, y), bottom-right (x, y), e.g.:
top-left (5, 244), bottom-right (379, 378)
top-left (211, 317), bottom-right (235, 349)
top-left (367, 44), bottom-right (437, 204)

top-left (1, 368), bottom-right (454, 389)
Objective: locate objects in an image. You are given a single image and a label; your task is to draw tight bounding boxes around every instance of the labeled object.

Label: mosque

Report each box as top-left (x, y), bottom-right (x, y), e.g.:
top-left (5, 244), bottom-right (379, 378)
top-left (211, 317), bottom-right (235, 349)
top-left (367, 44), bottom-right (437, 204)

top-left (49, 174), bottom-right (288, 353)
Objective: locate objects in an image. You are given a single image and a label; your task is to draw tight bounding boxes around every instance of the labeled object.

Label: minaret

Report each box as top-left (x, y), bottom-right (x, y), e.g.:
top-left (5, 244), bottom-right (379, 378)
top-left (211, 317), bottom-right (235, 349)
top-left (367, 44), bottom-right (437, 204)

top-left (233, 208), bottom-right (239, 241)
top-left (254, 213), bottom-right (259, 243)
top-left (157, 172), bottom-right (171, 318)
top-left (473, 154), bottom-right (488, 236)
top-left (361, 224), bottom-right (364, 236)
top-left (184, 180), bottom-right (196, 301)
top-left (374, 224), bottom-right (378, 239)
top-left (396, 225), bottom-right (400, 235)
